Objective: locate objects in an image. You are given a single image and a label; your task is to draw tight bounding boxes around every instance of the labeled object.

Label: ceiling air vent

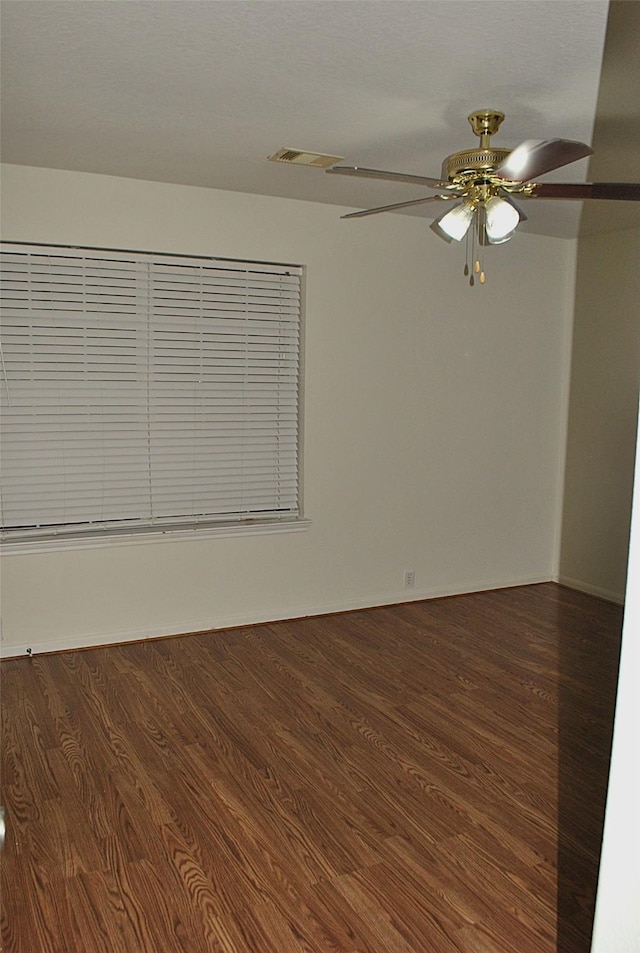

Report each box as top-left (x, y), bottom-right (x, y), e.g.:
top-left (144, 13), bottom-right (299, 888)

top-left (268, 148), bottom-right (344, 168)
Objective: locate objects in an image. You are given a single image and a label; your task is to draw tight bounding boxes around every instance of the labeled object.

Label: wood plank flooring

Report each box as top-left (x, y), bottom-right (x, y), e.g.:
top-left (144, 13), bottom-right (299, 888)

top-left (0, 583), bottom-right (623, 952)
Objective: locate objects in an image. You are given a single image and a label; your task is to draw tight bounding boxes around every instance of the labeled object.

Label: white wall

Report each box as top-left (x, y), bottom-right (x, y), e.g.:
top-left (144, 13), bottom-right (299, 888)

top-left (0, 164), bottom-right (576, 656)
top-left (590, 397), bottom-right (640, 953)
top-left (559, 226), bottom-right (640, 603)
top-left (558, 0), bottom-right (640, 605)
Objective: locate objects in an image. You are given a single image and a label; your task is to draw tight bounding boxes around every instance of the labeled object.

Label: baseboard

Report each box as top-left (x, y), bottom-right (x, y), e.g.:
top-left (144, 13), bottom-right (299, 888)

top-left (0, 571), bottom-right (552, 659)
top-left (555, 574), bottom-right (625, 606)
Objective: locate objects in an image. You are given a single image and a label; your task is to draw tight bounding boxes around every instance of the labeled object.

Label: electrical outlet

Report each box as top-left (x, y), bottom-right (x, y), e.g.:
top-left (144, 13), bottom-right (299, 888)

top-left (404, 570), bottom-right (415, 589)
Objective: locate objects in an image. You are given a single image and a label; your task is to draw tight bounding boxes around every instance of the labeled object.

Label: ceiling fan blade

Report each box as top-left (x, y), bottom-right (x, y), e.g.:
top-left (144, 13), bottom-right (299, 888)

top-left (495, 139), bottom-right (593, 183)
top-left (528, 181), bottom-right (640, 201)
top-left (341, 194), bottom-right (454, 219)
top-left (327, 165), bottom-right (451, 190)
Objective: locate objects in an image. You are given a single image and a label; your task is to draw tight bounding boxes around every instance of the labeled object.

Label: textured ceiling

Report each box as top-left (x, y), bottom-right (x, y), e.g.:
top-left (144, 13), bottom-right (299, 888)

top-left (1, 0), bottom-right (633, 238)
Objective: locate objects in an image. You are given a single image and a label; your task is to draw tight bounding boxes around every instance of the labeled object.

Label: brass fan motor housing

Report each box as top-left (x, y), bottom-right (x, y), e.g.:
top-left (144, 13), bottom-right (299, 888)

top-left (441, 147), bottom-right (512, 182)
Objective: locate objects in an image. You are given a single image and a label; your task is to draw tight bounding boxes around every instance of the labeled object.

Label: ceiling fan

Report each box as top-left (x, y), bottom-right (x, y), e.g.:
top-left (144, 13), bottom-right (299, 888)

top-left (326, 109), bottom-right (640, 284)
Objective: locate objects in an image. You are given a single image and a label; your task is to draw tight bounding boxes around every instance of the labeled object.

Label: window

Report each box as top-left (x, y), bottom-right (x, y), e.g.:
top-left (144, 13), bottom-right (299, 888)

top-left (0, 243), bottom-right (304, 546)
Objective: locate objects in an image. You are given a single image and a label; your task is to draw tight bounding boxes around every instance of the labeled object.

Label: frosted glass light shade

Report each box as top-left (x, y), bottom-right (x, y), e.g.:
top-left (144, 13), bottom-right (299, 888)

top-left (485, 196), bottom-right (520, 242)
top-left (438, 203), bottom-right (475, 241)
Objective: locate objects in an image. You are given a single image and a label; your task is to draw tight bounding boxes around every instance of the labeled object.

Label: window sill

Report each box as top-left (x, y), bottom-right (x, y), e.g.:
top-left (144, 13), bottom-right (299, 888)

top-left (0, 518), bottom-right (312, 555)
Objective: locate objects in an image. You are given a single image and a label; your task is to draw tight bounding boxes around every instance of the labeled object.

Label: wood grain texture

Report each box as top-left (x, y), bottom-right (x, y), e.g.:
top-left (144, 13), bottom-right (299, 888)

top-left (0, 583), bottom-right (623, 952)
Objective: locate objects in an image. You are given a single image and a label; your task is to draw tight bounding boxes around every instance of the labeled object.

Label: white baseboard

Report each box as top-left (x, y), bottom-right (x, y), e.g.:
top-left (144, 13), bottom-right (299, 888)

top-left (0, 571), bottom-right (553, 659)
top-left (555, 574), bottom-right (625, 606)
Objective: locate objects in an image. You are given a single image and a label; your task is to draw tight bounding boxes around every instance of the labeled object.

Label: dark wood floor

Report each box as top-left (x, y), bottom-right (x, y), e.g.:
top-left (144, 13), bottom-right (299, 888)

top-left (1, 583), bottom-right (623, 953)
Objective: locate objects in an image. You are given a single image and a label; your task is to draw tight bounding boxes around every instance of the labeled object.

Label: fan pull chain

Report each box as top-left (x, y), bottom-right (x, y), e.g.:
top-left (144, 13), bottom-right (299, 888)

top-left (469, 223), bottom-right (475, 286)
top-left (464, 224), bottom-right (471, 277)
top-left (464, 212), bottom-right (487, 287)
top-left (476, 214), bottom-right (486, 285)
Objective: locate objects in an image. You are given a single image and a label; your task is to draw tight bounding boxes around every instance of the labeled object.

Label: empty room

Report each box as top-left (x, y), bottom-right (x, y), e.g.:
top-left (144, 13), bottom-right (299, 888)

top-left (1, 2), bottom-right (639, 952)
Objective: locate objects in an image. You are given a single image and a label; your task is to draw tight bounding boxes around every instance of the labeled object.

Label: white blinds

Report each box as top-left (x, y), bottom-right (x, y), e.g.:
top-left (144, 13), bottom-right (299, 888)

top-left (0, 243), bottom-right (302, 541)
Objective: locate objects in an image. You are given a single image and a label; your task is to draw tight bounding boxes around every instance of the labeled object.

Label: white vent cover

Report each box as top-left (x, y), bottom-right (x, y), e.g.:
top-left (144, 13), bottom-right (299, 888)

top-left (268, 148), bottom-right (344, 168)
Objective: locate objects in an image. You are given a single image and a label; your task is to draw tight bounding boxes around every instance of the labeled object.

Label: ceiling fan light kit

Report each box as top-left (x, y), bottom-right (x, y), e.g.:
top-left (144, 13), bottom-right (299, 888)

top-left (437, 202), bottom-right (475, 241)
top-left (318, 109), bottom-right (640, 286)
top-left (485, 195), bottom-right (520, 243)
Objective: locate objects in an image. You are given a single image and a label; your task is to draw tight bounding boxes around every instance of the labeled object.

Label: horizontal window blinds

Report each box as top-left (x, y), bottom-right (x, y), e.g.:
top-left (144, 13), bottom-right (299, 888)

top-left (0, 244), bottom-right (303, 541)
